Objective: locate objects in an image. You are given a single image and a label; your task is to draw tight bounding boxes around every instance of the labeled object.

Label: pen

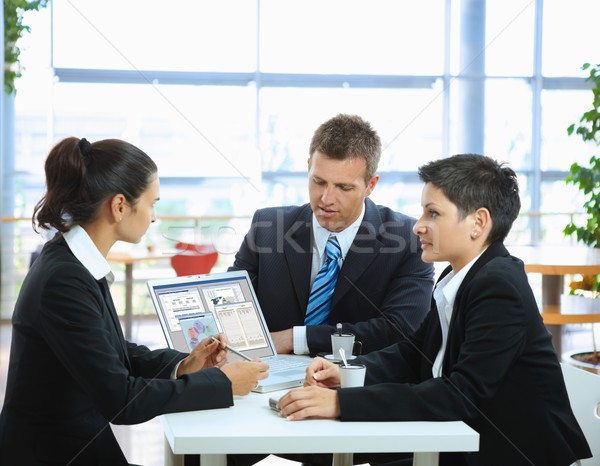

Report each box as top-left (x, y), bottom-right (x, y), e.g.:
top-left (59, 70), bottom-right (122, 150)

top-left (210, 336), bottom-right (253, 361)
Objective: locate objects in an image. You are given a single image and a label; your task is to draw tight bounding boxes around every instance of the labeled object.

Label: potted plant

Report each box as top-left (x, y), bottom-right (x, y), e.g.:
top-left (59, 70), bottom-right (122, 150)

top-left (563, 62), bottom-right (600, 371)
top-left (562, 274), bottom-right (600, 313)
top-left (562, 274), bottom-right (600, 370)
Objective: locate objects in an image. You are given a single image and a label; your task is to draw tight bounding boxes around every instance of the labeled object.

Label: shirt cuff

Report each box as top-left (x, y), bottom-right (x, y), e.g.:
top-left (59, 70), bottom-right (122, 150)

top-left (171, 360), bottom-right (184, 379)
top-left (293, 326), bottom-right (309, 355)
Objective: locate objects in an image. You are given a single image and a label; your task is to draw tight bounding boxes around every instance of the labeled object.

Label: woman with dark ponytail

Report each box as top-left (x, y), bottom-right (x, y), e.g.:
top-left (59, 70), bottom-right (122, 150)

top-left (0, 137), bottom-right (268, 466)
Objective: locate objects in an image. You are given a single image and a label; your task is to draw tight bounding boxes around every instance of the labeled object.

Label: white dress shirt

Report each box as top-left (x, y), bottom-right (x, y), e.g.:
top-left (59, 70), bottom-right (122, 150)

top-left (293, 204), bottom-right (365, 355)
top-left (63, 225), bottom-right (114, 284)
top-left (431, 250), bottom-right (485, 377)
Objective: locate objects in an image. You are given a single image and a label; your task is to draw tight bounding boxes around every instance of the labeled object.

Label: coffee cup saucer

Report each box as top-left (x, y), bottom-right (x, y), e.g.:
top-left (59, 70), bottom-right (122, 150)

top-left (320, 352), bottom-right (357, 362)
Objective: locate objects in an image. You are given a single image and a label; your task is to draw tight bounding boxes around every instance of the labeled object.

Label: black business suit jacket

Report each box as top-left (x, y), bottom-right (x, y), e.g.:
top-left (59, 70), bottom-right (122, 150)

top-left (230, 198), bottom-right (434, 355)
top-left (0, 236), bottom-right (233, 466)
top-left (338, 242), bottom-right (591, 465)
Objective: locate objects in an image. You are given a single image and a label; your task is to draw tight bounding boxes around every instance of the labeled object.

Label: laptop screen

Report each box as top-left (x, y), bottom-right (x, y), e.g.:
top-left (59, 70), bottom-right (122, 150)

top-left (147, 271), bottom-right (277, 360)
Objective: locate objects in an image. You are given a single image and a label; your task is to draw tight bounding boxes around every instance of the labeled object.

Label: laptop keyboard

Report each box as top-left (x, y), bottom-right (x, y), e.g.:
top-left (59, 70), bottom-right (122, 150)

top-left (267, 356), bottom-right (310, 372)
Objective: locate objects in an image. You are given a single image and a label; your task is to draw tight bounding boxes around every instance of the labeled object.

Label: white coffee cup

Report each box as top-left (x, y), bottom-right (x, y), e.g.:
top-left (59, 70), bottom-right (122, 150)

top-left (331, 333), bottom-right (356, 358)
top-left (339, 364), bottom-right (366, 388)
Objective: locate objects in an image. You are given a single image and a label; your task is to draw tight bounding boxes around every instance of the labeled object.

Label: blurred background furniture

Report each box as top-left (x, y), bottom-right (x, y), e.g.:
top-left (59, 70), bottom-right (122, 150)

top-left (170, 242), bottom-right (219, 277)
top-left (108, 250), bottom-right (171, 339)
top-left (510, 246), bottom-right (600, 356)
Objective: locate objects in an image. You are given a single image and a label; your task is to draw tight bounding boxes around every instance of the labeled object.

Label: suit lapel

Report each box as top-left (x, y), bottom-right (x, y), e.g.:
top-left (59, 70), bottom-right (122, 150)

top-left (442, 242), bottom-right (510, 368)
top-left (332, 199), bottom-right (382, 308)
top-left (453, 242), bottom-right (510, 310)
top-left (99, 277), bottom-right (132, 370)
top-left (428, 298), bottom-right (444, 358)
top-left (284, 206), bottom-right (314, 311)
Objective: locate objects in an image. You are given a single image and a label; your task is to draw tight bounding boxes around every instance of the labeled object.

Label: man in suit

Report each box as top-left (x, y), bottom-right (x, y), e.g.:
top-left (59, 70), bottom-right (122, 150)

top-left (230, 114), bottom-right (434, 356)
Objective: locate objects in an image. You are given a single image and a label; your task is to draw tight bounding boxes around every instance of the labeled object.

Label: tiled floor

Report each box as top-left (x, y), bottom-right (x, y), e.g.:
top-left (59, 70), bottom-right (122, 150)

top-left (0, 315), bottom-right (594, 466)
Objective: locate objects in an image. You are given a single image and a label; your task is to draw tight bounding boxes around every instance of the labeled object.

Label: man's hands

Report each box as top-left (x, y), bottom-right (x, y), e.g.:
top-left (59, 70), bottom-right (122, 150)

top-left (271, 328), bottom-right (294, 354)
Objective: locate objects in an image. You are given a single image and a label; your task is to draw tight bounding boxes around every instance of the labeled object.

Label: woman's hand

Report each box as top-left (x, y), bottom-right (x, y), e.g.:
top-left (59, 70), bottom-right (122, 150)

top-left (304, 357), bottom-right (341, 388)
top-left (277, 386), bottom-right (340, 420)
top-left (176, 334), bottom-right (228, 377)
top-left (221, 360), bottom-right (270, 396)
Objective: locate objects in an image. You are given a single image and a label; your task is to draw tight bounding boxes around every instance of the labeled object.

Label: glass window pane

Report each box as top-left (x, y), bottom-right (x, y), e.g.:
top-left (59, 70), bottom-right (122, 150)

top-left (16, 82), bottom-right (260, 216)
top-left (11, 0), bottom-right (596, 252)
top-left (260, 84), bottom-right (444, 173)
top-left (49, 82), bottom-right (257, 176)
top-left (15, 82), bottom-right (260, 213)
top-left (506, 173), bottom-right (531, 246)
top-left (540, 180), bottom-right (583, 244)
top-left (485, 0), bottom-right (534, 76)
top-left (449, 0), bottom-right (534, 77)
top-left (52, 0), bottom-right (257, 71)
top-left (541, 89), bottom-right (597, 171)
top-left (372, 181), bottom-right (424, 220)
top-left (542, 0), bottom-right (600, 76)
top-left (485, 79), bottom-right (532, 169)
top-left (260, 0), bottom-right (445, 74)
top-left (260, 177), bottom-right (310, 210)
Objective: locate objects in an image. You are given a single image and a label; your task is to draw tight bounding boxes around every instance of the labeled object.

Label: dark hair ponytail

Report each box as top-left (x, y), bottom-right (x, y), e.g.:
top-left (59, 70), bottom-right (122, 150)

top-left (33, 137), bottom-right (157, 233)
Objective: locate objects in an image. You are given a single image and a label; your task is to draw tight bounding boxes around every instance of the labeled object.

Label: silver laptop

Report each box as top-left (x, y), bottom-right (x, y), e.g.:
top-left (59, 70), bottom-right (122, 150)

top-left (146, 270), bottom-right (310, 393)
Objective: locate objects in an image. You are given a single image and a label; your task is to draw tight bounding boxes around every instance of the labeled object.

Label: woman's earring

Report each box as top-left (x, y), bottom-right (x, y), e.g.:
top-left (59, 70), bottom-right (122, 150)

top-left (471, 231), bottom-right (478, 238)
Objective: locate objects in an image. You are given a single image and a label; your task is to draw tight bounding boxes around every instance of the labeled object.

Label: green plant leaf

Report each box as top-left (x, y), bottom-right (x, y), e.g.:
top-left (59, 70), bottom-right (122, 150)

top-left (564, 63), bottom-right (600, 253)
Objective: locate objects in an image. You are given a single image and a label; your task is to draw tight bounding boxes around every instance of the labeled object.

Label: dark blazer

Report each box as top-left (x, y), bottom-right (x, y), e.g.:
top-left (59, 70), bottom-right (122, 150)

top-left (338, 243), bottom-right (591, 466)
top-left (0, 236), bottom-right (233, 466)
top-left (230, 198), bottom-right (434, 355)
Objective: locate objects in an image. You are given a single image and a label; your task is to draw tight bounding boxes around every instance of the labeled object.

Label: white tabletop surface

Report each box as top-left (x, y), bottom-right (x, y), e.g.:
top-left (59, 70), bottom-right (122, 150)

top-left (161, 389), bottom-right (479, 465)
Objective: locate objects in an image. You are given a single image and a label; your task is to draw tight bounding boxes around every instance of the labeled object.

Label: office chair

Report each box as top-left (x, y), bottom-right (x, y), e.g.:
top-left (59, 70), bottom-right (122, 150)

top-left (560, 362), bottom-right (600, 465)
top-left (170, 242), bottom-right (218, 276)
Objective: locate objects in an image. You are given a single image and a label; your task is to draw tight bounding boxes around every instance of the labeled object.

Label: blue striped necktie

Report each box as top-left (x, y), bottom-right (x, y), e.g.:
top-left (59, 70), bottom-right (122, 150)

top-left (304, 235), bottom-right (342, 325)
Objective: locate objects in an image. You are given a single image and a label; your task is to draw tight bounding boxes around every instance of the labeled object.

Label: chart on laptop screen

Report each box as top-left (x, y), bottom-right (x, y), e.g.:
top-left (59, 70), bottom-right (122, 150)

top-left (179, 314), bottom-right (219, 351)
top-left (158, 288), bottom-right (207, 332)
top-left (214, 302), bottom-right (268, 350)
top-left (148, 273), bottom-right (272, 355)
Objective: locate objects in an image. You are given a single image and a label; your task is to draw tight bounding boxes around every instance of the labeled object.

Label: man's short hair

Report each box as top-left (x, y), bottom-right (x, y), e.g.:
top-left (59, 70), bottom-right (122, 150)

top-left (309, 114), bottom-right (381, 182)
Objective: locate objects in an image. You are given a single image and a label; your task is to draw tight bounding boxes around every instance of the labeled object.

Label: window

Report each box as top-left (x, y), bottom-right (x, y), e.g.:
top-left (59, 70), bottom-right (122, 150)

top-left (9, 0), bottom-right (600, 240)
top-left (260, 0), bottom-right (445, 75)
top-left (52, 0), bottom-right (257, 71)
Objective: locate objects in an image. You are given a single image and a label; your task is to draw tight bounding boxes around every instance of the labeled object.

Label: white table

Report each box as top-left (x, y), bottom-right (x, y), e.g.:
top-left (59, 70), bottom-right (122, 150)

top-left (161, 390), bottom-right (479, 466)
